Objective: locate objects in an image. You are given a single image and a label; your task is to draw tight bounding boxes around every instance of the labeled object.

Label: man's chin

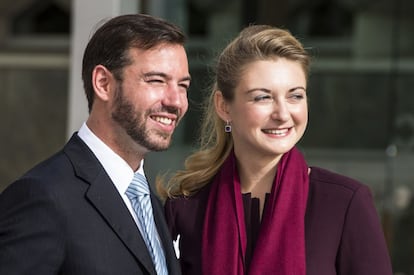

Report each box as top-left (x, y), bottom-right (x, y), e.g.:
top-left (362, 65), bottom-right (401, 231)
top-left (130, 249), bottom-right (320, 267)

top-left (145, 138), bottom-right (172, 152)
top-left (152, 147), bottom-right (169, 152)
top-left (132, 131), bottom-right (173, 152)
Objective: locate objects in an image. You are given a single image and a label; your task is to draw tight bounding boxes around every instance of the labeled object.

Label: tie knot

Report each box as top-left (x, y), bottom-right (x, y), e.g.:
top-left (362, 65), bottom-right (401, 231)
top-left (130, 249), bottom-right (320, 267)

top-left (126, 173), bottom-right (150, 199)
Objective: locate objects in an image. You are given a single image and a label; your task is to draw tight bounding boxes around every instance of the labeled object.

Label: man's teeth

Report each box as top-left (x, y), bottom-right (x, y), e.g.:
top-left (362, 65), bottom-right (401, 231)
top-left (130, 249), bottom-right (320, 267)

top-left (154, 116), bottom-right (173, 125)
top-left (263, 129), bottom-right (288, 135)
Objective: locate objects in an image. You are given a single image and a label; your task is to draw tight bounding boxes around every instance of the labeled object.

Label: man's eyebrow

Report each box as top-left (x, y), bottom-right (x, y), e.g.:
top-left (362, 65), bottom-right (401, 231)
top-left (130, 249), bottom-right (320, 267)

top-left (143, 71), bottom-right (168, 78)
top-left (143, 72), bottom-right (191, 82)
top-left (180, 76), bottom-right (191, 82)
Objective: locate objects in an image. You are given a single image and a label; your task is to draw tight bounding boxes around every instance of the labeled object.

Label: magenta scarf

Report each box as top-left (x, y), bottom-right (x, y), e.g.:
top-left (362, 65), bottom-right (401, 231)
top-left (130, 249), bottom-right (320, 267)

top-left (202, 147), bottom-right (309, 275)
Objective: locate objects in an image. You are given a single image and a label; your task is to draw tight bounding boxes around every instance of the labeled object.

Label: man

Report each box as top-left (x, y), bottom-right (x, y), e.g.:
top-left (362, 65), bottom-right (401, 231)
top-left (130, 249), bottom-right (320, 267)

top-left (0, 13), bottom-right (190, 275)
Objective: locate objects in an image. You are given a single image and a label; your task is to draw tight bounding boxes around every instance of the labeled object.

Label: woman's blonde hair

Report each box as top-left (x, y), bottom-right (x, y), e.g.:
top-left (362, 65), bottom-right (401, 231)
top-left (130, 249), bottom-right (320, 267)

top-left (157, 25), bottom-right (310, 198)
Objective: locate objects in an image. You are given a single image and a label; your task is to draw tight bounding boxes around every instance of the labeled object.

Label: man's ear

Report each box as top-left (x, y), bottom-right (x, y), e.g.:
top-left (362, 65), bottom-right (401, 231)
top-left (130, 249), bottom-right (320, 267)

top-left (91, 65), bottom-right (114, 102)
top-left (214, 91), bottom-right (231, 121)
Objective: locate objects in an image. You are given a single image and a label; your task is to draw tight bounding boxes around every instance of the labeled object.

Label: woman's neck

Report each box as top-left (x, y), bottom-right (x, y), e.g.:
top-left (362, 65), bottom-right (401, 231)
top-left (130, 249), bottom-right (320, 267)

top-left (236, 152), bottom-right (282, 219)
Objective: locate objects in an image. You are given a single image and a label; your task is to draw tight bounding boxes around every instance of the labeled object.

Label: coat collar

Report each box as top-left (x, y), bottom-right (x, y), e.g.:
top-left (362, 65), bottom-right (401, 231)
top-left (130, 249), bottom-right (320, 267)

top-left (63, 133), bottom-right (157, 274)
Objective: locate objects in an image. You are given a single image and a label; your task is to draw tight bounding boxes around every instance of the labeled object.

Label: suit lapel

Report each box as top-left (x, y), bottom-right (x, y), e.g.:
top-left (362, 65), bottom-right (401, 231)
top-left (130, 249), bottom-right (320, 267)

top-left (64, 134), bottom-right (156, 274)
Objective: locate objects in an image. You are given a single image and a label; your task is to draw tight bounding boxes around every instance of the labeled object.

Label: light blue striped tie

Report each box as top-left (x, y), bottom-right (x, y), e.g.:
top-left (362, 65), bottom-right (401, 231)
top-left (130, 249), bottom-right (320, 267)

top-left (126, 173), bottom-right (168, 275)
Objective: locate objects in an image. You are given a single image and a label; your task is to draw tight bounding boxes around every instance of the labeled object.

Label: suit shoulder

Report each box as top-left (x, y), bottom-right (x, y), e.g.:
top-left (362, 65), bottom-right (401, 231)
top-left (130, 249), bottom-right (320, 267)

top-left (1, 150), bottom-right (69, 196)
top-left (21, 150), bottom-right (71, 181)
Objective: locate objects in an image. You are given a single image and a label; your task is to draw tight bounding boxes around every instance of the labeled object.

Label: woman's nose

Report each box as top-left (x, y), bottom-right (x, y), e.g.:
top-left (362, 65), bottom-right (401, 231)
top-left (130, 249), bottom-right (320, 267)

top-left (271, 100), bottom-right (290, 121)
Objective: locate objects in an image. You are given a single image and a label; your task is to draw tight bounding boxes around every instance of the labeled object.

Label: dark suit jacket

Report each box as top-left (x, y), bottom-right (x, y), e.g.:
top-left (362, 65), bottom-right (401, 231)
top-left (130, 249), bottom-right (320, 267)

top-left (0, 134), bottom-right (181, 275)
top-left (165, 167), bottom-right (393, 275)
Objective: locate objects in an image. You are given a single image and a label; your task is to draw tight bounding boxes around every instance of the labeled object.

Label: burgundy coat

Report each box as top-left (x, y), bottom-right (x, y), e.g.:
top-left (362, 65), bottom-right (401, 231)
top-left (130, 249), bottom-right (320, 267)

top-left (165, 166), bottom-right (393, 275)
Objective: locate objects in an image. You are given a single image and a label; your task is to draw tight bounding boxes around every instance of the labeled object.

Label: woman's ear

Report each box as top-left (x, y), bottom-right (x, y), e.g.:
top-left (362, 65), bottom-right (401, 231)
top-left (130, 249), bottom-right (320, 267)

top-left (214, 91), bottom-right (231, 121)
top-left (91, 65), bottom-right (114, 102)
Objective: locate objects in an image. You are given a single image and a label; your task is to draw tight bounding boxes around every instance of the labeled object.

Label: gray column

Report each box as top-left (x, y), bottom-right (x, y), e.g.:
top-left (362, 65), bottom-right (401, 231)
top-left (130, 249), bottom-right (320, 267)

top-left (67, 0), bottom-right (139, 138)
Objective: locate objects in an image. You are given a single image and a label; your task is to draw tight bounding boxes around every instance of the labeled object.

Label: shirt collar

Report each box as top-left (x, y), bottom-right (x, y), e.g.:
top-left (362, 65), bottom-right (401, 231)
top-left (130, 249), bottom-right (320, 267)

top-left (77, 122), bottom-right (146, 193)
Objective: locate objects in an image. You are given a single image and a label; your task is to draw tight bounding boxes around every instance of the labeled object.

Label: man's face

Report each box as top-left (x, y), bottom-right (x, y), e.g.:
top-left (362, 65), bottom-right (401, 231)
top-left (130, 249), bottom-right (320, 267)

top-left (111, 44), bottom-right (191, 152)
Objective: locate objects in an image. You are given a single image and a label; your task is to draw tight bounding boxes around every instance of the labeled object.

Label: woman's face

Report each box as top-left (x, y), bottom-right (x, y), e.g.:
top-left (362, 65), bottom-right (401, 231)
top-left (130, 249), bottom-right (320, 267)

top-left (220, 58), bottom-right (308, 159)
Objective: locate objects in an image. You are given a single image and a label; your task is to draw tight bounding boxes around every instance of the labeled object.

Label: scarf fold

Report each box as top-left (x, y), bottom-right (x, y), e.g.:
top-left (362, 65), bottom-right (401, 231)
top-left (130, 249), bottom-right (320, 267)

top-left (202, 147), bottom-right (309, 275)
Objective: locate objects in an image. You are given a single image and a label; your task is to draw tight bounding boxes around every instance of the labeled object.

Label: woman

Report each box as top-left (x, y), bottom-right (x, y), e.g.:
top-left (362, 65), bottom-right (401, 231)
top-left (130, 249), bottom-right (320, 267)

top-left (159, 25), bottom-right (393, 275)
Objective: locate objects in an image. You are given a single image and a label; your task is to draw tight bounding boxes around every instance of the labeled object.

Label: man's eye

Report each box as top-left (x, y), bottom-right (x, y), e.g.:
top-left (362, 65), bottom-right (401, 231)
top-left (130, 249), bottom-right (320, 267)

top-left (179, 83), bottom-right (190, 91)
top-left (147, 79), bottom-right (164, 83)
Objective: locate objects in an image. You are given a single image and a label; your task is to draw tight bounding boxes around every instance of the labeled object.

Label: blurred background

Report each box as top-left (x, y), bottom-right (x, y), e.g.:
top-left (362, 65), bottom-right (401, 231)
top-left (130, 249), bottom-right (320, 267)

top-left (0, 0), bottom-right (413, 273)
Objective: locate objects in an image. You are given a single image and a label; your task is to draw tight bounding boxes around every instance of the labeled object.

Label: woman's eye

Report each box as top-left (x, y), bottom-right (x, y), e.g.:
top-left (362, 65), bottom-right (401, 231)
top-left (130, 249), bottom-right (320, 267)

top-left (292, 94), bottom-right (303, 99)
top-left (289, 93), bottom-right (305, 101)
top-left (254, 95), bottom-right (272, 102)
